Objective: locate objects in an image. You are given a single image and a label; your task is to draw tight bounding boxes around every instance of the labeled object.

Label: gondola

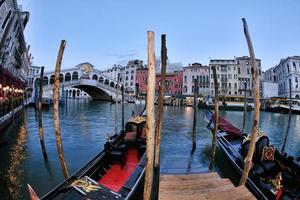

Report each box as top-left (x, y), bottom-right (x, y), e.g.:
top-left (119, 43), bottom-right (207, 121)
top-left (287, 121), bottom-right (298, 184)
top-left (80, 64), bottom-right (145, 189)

top-left (205, 108), bottom-right (300, 200)
top-left (28, 115), bottom-right (147, 200)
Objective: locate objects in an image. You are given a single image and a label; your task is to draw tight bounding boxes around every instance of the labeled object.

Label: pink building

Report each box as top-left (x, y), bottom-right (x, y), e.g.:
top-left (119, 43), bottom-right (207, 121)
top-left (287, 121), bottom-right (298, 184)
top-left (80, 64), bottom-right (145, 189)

top-left (136, 68), bottom-right (183, 96)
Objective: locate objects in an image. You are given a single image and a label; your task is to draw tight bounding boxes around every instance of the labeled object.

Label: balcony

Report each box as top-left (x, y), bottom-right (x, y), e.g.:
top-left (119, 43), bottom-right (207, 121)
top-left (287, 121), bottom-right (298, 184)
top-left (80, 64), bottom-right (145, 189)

top-left (221, 78), bottom-right (228, 82)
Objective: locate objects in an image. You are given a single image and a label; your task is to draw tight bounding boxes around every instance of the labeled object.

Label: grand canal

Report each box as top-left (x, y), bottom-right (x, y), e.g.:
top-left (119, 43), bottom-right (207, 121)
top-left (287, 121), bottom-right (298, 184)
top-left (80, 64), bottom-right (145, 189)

top-left (0, 99), bottom-right (300, 199)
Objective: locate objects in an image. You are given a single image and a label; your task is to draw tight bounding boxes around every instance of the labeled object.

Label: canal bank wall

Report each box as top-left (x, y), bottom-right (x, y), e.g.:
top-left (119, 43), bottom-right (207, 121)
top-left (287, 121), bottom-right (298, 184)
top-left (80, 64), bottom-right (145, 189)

top-left (0, 105), bottom-right (24, 133)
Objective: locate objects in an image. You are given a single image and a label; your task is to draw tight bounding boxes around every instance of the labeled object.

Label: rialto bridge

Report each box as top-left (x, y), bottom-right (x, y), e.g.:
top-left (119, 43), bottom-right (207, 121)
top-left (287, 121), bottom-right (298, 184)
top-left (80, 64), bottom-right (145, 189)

top-left (32, 62), bottom-right (126, 101)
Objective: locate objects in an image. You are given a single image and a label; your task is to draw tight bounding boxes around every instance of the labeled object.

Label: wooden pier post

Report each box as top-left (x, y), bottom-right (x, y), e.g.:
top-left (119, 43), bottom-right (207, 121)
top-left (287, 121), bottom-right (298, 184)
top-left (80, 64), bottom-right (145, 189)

top-left (143, 31), bottom-right (156, 200)
top-left (121, 85), bottom-right (125, 131)
top-left (153, 34), bottom-right (167, 200)
top-left (115, 74), bottom-right (120, 134)
top-left (38, 66), bottom-right (48, 160)
top-left (209, 66), bottom-right (219, 170)
top-left (191, 78), bottom-right (198, 153)
top-left (53, 40), bottom-right (69, 179)
top-left (242, 82), bottom-right (247, 133)
top-left (281, 78), bottom-right (292, 153)
top-left (239, 18), bottom-right (260, 186)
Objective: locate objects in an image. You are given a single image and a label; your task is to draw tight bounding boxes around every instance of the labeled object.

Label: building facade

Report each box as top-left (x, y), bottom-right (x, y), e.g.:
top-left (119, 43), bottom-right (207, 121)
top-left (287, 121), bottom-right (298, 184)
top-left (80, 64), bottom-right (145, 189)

top-left (236, 56), bottom-right (262, 96)
top-left (122, 60), bottom-right (145, 94)
top-left (275, 56), bottom-right (300, 98)
top-left (209, 59), bottom-right (239, 96)
top-left (182, 63), bottom-right (210, 96)
top-left (135, 67), bottom-right (183, 96)
top-left (100, 64), bottom-right (123, 82)
top-left (261, 80), bottom-right (278, 98)
top-left (0, 0), bottom-right (32, 104)
top-left (0, 0), bottom-right (31, 86)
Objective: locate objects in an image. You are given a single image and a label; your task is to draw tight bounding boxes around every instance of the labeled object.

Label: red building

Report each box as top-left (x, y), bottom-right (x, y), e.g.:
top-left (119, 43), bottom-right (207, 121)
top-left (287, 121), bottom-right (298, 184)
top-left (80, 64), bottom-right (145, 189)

top-left (135, 67), bottom-right (183, 96)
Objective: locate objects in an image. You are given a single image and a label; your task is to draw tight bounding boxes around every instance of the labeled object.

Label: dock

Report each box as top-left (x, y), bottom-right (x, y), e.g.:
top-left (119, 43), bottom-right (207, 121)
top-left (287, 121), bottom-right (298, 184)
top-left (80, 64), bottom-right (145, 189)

top-left (158, 172), bottom-right (256, 200)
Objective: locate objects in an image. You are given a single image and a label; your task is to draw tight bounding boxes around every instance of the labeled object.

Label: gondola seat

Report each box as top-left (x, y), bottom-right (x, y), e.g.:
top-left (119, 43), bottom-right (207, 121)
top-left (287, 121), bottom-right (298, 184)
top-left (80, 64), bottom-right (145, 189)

top-left (252, 161), bottom-right (278, 178)
top-left (110, 149), bottom-right (126, 168)
top-left (124, 131), bottom-right (137, 142)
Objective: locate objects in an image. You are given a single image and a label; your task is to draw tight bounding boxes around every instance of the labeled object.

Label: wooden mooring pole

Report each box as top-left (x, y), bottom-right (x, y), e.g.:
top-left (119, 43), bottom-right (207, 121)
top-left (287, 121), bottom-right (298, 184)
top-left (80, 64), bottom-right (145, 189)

top-left (281, 78), bottom-right (292, 153)
top-left (38, 66), bottom-right (48, 160)
top-left (239, 18), bottom-right (260, 186)
top-left (143, 31), bottom-right (156, 200)
top-left (191, 78), bottom-right (198, 153)
top-left (115, 74), bottom-right (120, 134)
top-left (121, 85), bottom-right (125, 131)
top-left (152, 34), bottom-right (167, 200)
top-left (53, 40), bottom-right (69, 179)
top-left (242, 82), bottom-right (247, 133)
top-left (209, 65), bottom-right (219, 170)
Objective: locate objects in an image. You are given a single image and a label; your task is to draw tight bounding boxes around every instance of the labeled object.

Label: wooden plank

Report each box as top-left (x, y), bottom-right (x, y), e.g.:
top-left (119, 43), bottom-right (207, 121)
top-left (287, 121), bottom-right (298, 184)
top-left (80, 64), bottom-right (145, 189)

top-left (159, 178), bottom-right (232, 190)
top-left (160, 172), bottom-right (219, 181)
top-left (158, 172), bottom-right (256, 200)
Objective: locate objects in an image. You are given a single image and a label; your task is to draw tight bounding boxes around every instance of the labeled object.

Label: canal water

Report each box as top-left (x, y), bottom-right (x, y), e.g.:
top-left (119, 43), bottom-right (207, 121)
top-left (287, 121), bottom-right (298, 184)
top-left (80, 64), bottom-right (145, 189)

top-left (0, 99), bottom-right (300, 199)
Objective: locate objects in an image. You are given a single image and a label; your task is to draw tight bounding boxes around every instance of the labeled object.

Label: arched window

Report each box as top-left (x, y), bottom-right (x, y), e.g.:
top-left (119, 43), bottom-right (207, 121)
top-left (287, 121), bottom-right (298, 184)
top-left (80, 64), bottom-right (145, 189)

top-left (77, 90), bottom-right (80, 97)
top-left (65, 73), bottom-right (71, 82)
top-left (99, 77), bottom-right (104, 83)
top-left (59, 74), bottom-right (64, 83)
top-left (34, 78), bottom-right (40, 86)
top-left (43, 76), bottom-right (48, 86)
top-left (50, 75), bottom-right (55, 84)
top-left (110, 82), bottom-right (115, 88)
top-left (72, 71), bottom-right (79, 81)
top-left (183, 86), bottom-right (187, 93)
top-left (104, 79), bottom-right (109, 85)
top-left (92, 74), bottom-right (98, 80)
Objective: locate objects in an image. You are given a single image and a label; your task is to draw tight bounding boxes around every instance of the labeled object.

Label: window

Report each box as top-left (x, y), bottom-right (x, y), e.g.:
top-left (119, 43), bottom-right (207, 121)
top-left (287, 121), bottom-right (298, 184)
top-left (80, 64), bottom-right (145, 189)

top-left (228, 74), bottom-right (232, 79)
top-left (287, 64), bottom-right (290, 73)
top-left (234, 74), bottom-right (237, 79)
top-left (217, 74), bottom-right (220, 79)
top-left (234, 66), bottom-right (236, 71)
top-left (238, 67), bottom-right (240, 74)
top-left (0, 0), bottom-right (5, 8)
top-left (184, 76), bottom-right (187, 82)
top-left (247, 68), bottom-right (250, 74)
top-left (2, 10), bottom-right (11, 29)
top-left (131, 75), bottom-right (133, 80)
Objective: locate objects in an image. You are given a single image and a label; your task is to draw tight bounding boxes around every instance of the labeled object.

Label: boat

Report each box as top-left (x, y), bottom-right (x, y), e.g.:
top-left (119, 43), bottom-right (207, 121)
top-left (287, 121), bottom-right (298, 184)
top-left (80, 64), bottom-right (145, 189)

top-left (265, 97), bottom-right (300, 114)
top-left (125, 97), bottom-right (136, 104)
top-left (28, 115), bottom-right (147, 200)
top-left (205, 108), bottom-right (300, 200)
top-left (199, 96), bottom-right (253, 111)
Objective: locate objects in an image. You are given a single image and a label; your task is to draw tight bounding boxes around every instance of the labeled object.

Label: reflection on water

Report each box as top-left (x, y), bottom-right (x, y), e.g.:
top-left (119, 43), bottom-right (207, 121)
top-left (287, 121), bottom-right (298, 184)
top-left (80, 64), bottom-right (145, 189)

top-left (0, 100), bottom-right (299, 199)
top-left (1, 112), bottom-right (28, 200)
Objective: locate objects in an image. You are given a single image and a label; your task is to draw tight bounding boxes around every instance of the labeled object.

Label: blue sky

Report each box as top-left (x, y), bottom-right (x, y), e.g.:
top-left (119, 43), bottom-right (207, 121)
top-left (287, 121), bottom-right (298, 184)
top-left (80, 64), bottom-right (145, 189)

top-left (19, 0), bottom-right (300, 71)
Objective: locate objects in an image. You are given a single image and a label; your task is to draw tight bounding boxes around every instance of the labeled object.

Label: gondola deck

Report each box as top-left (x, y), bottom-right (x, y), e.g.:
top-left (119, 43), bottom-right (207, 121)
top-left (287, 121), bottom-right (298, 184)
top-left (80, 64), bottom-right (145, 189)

top-left (99, 149), bottom-right (140, 192)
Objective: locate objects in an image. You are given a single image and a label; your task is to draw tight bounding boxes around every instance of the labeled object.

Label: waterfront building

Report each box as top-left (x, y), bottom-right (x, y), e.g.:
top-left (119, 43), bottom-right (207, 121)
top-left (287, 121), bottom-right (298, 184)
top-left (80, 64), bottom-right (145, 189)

top-left (122, 59), bottom-right (145, 94)
top-left (135, 67), bottom-right (183, 96)
top-left (275, 56), bottom-right (300, 98)
top-left (100, 64), bottom-right (123, 82)
top-left (261, 80), bottom-right (278, 98)
top-left (264, 66), bottom-right (277, 82)
top-left (26, 65), bottom-right (40, 99)
top-left (209, 59), bottom-right (239, 96)
top-left (182, 63), bottom-right (210, 96)
top-left (0, 0), bottom-right (32, 104)
top-left (236, 56), bottom-right (262, 96)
